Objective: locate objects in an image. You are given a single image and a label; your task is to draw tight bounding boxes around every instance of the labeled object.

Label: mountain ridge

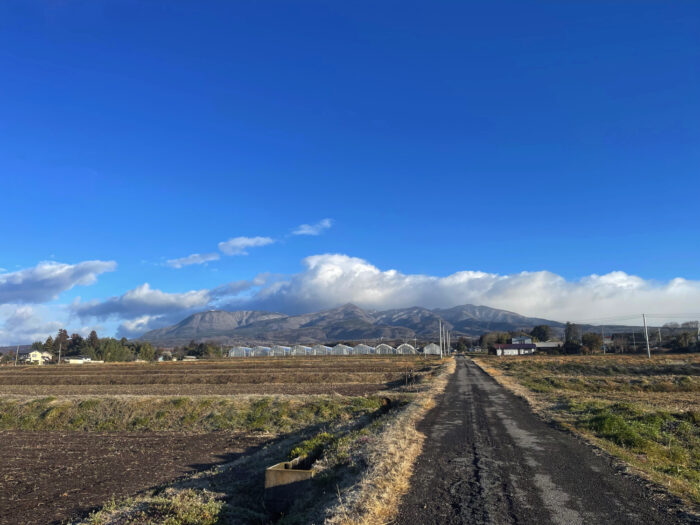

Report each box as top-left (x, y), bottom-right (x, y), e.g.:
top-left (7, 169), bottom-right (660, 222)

top-left (139, 303), bottom-right (564, 346)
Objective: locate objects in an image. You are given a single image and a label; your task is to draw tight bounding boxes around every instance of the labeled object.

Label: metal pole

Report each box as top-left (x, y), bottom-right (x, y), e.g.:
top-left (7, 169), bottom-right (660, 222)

top-left (601, 326), bottom-right (605, 354)
top-left (642, 314), bottom-right (651, 359)
top-left (57, 342), bottom-right (62, 365)
top-left (439, 320), bottom-right (443, 359)
top-left (14, 345), bottom-right (19, 366)
top-left (632, 331), bottom-right (636, 353)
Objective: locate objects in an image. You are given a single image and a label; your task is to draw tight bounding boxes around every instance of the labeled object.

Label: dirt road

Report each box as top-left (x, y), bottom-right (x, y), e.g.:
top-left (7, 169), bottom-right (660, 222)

top-left (395, 357), bottom-right (695, 525)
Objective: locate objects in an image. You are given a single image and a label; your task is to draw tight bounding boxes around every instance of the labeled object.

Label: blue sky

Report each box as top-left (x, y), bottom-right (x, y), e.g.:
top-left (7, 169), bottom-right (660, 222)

top-left (1, 2), bottom-right (699, 343)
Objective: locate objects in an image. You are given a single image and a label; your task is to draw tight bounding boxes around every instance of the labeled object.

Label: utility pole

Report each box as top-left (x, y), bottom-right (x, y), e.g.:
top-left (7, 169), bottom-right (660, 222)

top-left (14, 345), bottom-right (19, 366)
top-left (657, 327), bottom-right (662, 345)
top-left (601, 326), bottom-right (605, 354)
top-left (439, 320), bottom-right (443, 359)
top-left (642, 314), bottom-right (651, 359)
top-left (632, 331), bottom-right (636, 353)
top-left (57, 342), bottom-right (62, 365)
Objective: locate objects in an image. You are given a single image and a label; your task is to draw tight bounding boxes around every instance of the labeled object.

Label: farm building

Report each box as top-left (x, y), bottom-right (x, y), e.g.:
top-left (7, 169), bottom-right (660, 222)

top-left (251, 346), bottom-right (271, 357)
top-left (534, 340), bottom-right (562, 350)
top-left (271, 345), bottom-right (290, 357)
top-left (66, 355), bottom-right (92, 364)
top-left (312, 344), bottom-right (331, 355)
top-left (228, 346), bottom-right (251, 357)
top-left (396, 343), bottom-right (416, 355)
top-left (423, 343), bottom-right (441, 355)
top-left (353, 344), bottom-right (374, 355)
top-left (493, 344), bottom-right (536, 356)
top-left (291, 345), bottom-right (311, 356)
top-left (331, 344), bottom-right (352, 355)
top-left (375, 343), bottom-right (395, 354)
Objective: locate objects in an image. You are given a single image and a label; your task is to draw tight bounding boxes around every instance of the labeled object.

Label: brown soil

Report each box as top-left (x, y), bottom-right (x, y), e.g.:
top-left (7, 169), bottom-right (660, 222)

top-left (0, 382), bottom-right (390, 397)
top-left (0, 430), bottom-right (267, 525)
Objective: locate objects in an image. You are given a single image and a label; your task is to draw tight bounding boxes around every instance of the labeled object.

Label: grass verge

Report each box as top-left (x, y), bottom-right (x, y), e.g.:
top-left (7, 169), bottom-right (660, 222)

top-left (474, 355), bottom-right (700, 509)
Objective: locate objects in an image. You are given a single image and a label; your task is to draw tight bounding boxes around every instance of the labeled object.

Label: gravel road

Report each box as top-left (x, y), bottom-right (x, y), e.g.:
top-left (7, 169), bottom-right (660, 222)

top-left (394, 356), bottom-right (696, 525)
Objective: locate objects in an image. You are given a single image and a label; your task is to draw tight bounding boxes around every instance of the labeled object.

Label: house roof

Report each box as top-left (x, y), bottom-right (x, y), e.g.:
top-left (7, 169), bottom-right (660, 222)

top-left (494, 344), bottom-right (537, 349)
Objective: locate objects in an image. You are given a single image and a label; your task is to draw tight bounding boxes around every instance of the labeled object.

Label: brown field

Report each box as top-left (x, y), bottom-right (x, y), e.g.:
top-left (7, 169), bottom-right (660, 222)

top-left (0, 430), bottom-right (268, 525)
top-left (0, 357), bottom-right (434, 394)
top-left (0, 356), bottom-right (445, 524)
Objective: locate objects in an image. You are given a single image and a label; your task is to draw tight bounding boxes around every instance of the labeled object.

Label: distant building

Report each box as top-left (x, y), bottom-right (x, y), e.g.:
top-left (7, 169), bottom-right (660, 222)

top-left (375, 344), bottom-right (395, 354)
top-left (228, 346), bottom-right (251, 357)
top-left (422, 343), bottom-right (441, 355)
top-left (331, 344), bottom-right (352, 355)
top-left (396, 343), bottom-right (416, 355)
top-left (353, 344), bottom-right (374, 355)
top-left (66, 356), bottom-right (92, 364)
top-left (535, 340), bottom-right (562, 350)
top-left (493, 344), bottom-right (536, 356)
top-left (312, 344), bottom-right (331, 355)
top-left (512, 336), bottom-right (533, 345)
top-left (291, 345), bottom-right (311, 356)
top-left (25, 350), bottom-right (52, 364)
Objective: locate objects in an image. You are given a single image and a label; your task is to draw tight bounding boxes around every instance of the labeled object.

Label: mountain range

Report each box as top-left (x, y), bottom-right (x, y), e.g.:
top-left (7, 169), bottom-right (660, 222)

top-left (139, 303), bottom-right (563, 346)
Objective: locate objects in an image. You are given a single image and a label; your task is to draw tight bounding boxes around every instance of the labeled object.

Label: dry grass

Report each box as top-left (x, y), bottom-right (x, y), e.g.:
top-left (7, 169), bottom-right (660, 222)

top-left (324, 357), bottom-right (456, 524)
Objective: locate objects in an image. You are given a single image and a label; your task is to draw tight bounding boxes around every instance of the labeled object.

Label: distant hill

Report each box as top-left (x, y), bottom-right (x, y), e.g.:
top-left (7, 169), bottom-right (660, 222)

top-left (139, 303), bottom-right (564, 346)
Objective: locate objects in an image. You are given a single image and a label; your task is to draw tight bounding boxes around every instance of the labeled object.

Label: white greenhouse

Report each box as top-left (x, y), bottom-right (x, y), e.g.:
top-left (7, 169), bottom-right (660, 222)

top-left (422, 343), bottom-right (442, 355)
top-left (375, 343), bottom-right (395, 354)
top-left (353, 344), bottom-right (374, 355)
top-left (396, 343), bottom-right (416, 355)
top-left (331, 344), bottom-right (352, 355)
top-left (291, 345), bottom-right (311, 356)
top-left (228, 346), bottom-right (251, 357)
top-left (251, 346), bottom-right (271, 357)
top-left (312, 344), bottom-right (332, 355)
top-left (271, 345), bottom-right (290, 357)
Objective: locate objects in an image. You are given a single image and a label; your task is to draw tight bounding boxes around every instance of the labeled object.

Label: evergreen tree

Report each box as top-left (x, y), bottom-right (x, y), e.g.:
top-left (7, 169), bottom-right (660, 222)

top-left (87, 330), bottom-right (99, 349)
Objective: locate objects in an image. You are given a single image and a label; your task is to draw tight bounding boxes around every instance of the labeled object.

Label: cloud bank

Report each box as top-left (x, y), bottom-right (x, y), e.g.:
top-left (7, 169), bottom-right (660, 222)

top-left (0, 260), bottom-right (116, 304)
top-left (68, 254), bottom-right (700, 338)
top-left (293, 218), bottom-right (333, 236)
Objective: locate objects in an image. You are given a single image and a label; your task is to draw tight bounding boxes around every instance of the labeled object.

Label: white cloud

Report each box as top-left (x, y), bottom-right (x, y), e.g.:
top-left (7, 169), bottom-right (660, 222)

top-left (72, 277), bottom-right (268, 337)
top-left (245, 254), bottom-right (700, 323)
top-left (218, 236), bottom-right (275, 256)
top-left (0, 260), bottom-right (116, 304)
top-left (0, 305), bottom-right (62, 345)
top-left (292, 218), bottom-right (333, 236)
top-left (166, 252), bottom-right (220, 269)
top-left (72, 283), bottom-right (211, 320)
top-left (64, 254), bottom-right (700, 339)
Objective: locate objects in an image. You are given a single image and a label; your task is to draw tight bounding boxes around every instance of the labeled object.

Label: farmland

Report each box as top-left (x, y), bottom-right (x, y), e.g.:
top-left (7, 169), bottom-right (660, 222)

top-left (0, 356), bottom-right (448, 525)
top-left (474, 354), bottom-right (700, 506)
